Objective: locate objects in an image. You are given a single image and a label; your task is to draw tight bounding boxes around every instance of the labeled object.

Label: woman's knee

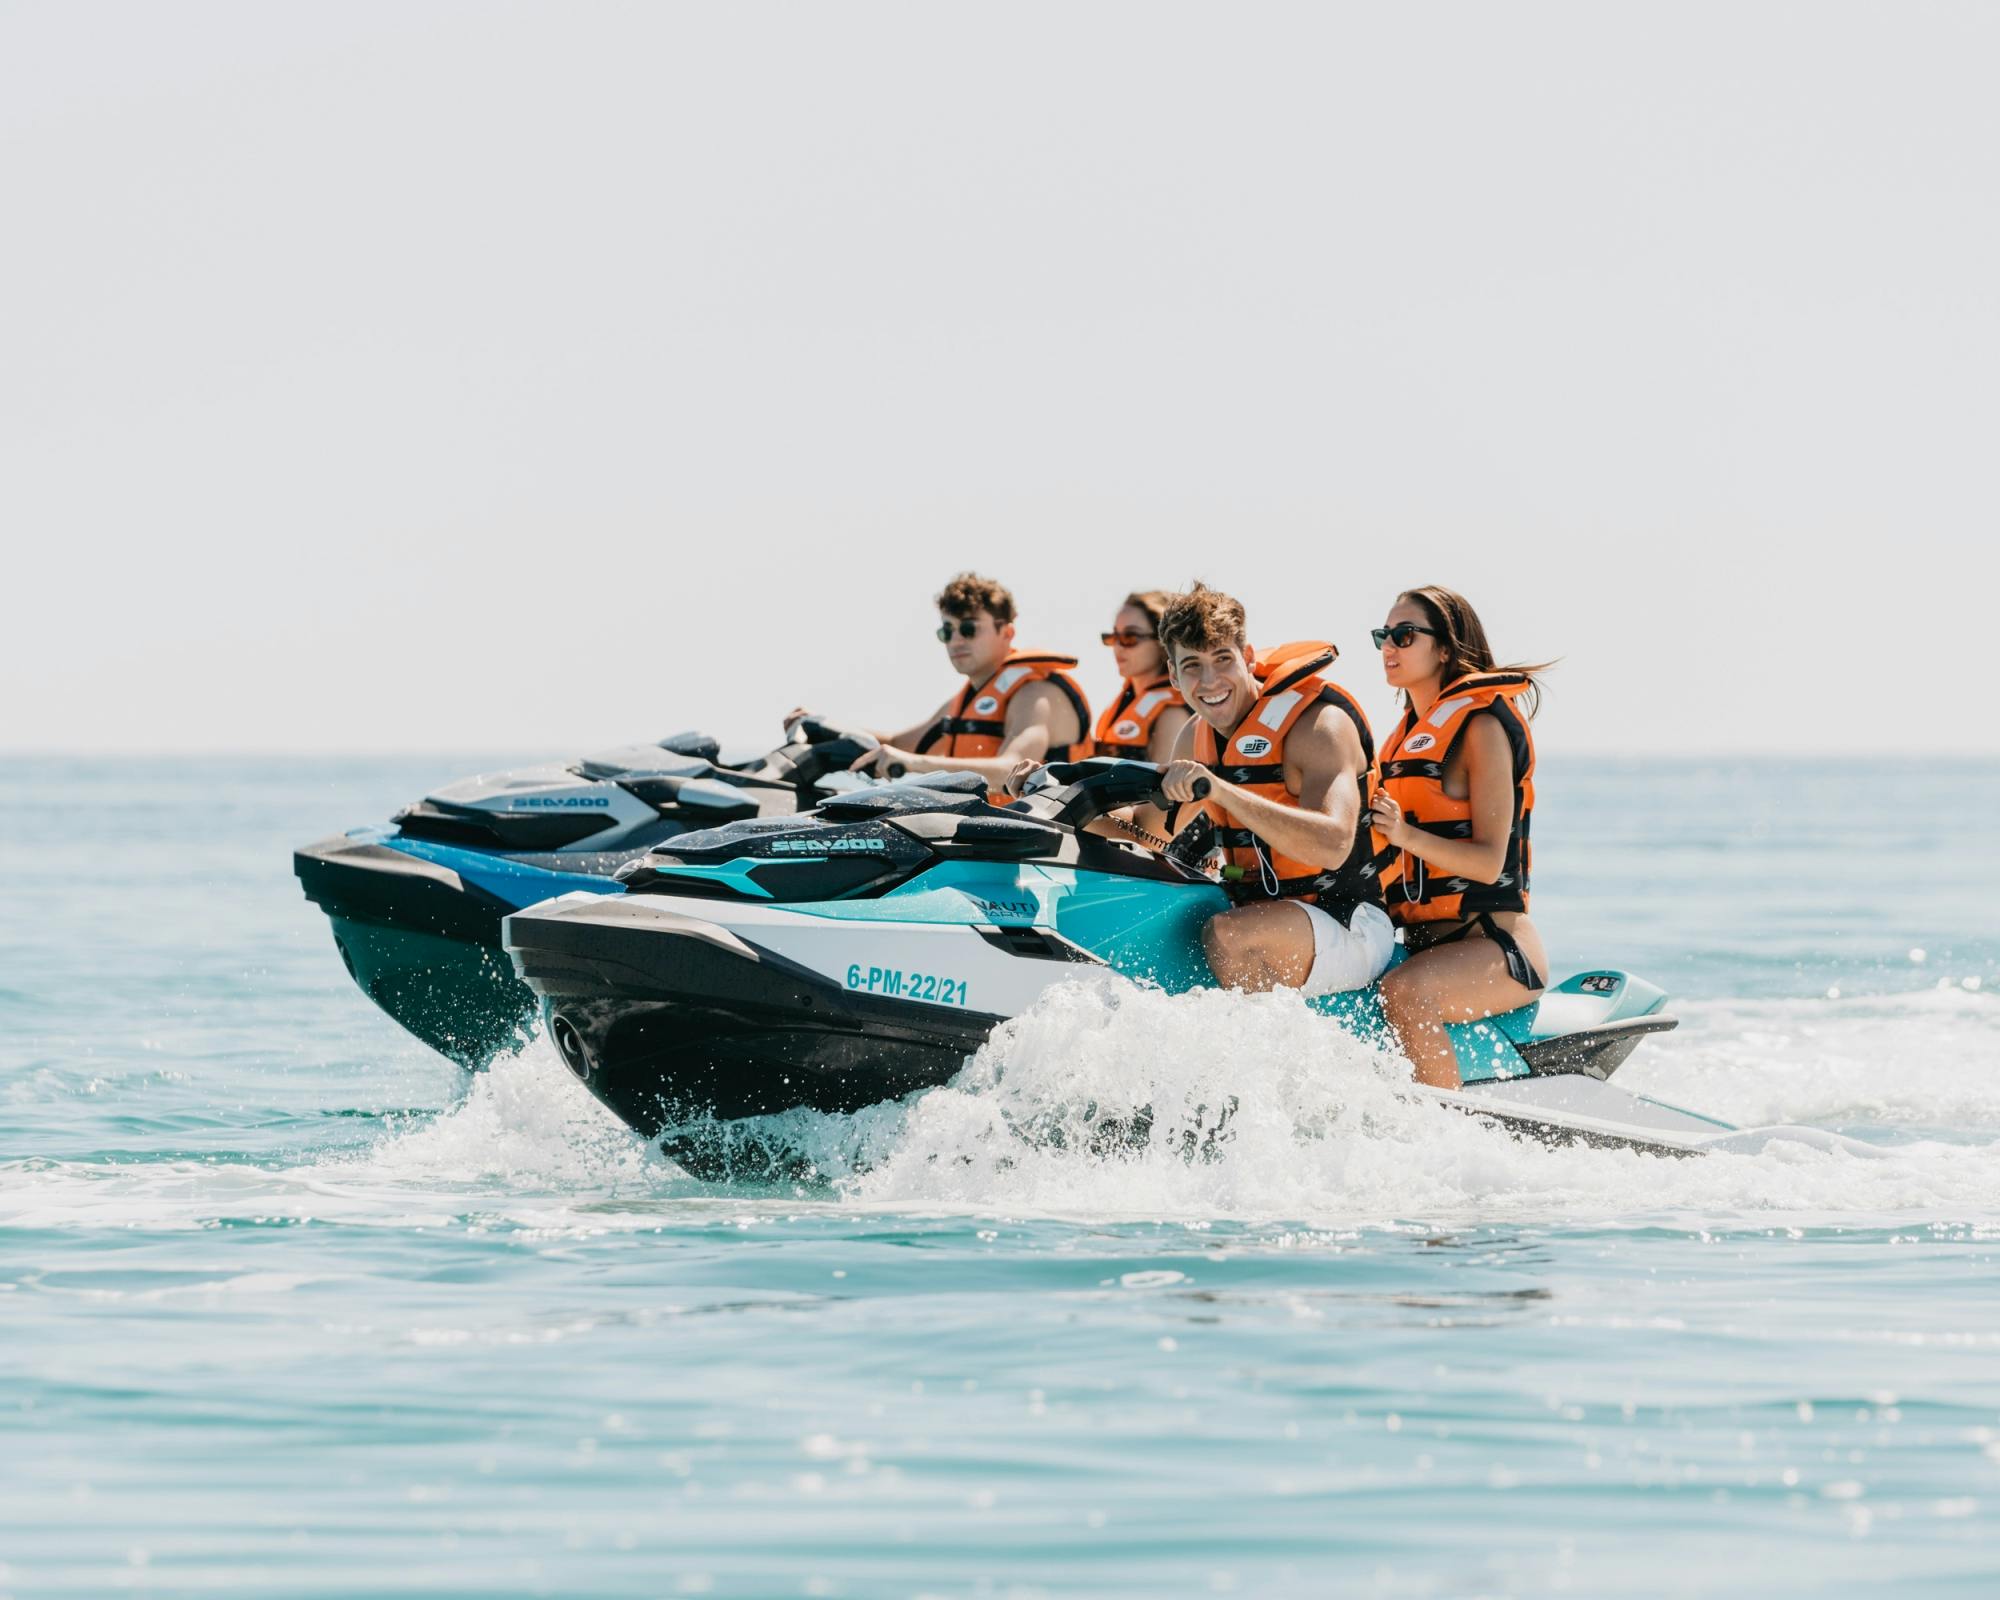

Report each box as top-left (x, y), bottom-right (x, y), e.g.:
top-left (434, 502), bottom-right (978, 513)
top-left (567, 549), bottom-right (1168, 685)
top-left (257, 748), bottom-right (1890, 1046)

top-left (1377, 959), bottom-right (1437, 1022)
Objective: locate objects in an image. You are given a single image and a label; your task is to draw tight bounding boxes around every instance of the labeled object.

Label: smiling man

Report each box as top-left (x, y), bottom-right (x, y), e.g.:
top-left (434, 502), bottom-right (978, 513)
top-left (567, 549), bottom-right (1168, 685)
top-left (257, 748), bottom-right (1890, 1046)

top-left (847, 573), bottom-right (1091, 802)
top-left (1150, 582), bottom-right (1394, 995)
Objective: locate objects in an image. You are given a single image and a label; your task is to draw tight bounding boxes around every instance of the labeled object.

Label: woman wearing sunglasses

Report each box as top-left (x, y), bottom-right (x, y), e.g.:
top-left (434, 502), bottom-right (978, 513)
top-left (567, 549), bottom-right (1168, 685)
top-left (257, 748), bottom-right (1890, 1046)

top-left (1089, 591), bottom-right (1190, 764)
top-left (1366, 587), bottom-right (1551, 1089)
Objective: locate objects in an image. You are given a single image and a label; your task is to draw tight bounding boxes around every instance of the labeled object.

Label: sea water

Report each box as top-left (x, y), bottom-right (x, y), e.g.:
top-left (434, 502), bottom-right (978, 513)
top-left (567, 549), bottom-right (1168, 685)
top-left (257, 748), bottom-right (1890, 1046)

top-left (3, 755), bottom-right (1998, 1597)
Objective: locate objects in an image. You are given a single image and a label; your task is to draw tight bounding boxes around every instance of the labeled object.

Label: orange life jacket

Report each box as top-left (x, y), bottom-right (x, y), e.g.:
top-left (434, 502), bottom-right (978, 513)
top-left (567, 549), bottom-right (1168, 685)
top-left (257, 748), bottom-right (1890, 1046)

top-left (918, 650), bottom-right (1092, 767)
top-left (1183, 641), bottom-right (1381, 912)
top-left (1371, 672), bottom-right (1536, 926)
top-left (1090, 674), bottom-right (1185, 760)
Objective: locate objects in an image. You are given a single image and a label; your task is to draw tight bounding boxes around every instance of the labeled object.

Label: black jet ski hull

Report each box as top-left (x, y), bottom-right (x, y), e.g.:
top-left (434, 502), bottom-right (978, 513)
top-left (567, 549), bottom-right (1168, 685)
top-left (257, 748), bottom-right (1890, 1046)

top-left (509, 897), bottom-right (1000, 1130)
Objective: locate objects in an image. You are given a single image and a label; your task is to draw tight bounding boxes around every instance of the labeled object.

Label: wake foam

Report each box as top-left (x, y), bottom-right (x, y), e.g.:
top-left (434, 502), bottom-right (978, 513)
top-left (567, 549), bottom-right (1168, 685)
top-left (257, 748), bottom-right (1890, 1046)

top-left (8, 981), bottom-right (1997, 1232)
top-left (1623, 984), bottom-right (2000, 1132)
top-left (345, 1042), bottom-right (658, 1195)
top-left (787, 979), bottom-right (2000, 1224)
top-left (0, 1046), bottom-right (672, 1233)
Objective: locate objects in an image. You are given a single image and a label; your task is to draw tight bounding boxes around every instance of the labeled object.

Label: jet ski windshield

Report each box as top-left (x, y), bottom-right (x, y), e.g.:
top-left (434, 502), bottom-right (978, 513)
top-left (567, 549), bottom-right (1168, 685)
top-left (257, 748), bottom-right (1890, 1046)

top-left (815, 772), bottom-right (990, 821)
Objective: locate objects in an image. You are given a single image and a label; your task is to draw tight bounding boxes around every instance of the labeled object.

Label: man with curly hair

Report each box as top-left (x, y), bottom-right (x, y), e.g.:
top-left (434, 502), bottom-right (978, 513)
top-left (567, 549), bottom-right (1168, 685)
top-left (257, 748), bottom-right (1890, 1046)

top-left (1144, 583), bottom-right (1393, 996)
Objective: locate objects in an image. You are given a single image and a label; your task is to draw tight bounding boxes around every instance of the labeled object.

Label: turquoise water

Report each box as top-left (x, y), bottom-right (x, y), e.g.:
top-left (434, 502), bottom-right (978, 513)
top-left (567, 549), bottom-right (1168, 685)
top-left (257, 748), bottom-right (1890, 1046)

top-left (4, 755), bottom-right (2000, 1597)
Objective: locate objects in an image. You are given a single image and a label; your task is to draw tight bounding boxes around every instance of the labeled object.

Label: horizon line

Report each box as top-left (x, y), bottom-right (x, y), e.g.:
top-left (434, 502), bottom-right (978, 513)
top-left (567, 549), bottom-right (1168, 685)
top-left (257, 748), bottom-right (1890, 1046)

top-left (1, 746), bottom-right (1989, 763)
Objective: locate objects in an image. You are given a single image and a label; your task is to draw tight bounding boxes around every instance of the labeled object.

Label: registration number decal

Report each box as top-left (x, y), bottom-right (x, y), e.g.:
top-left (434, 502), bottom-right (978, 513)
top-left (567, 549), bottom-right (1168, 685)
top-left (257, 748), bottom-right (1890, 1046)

top-left (845, 964), bottom-right (969, 1006)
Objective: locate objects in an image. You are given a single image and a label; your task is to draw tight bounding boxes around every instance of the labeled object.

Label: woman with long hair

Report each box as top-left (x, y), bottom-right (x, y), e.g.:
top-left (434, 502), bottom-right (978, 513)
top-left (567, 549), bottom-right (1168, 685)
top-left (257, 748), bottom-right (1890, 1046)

top-left (1090, 589), bottom-right (1190, 764)
top-left (1367, 587), bottom-right (1550, 1088)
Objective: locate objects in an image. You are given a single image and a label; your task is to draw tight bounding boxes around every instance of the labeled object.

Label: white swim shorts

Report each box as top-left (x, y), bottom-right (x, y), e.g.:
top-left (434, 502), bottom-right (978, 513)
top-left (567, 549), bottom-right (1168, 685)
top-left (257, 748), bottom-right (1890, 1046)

top-left (1297, 900), bottom-right (1396, 997)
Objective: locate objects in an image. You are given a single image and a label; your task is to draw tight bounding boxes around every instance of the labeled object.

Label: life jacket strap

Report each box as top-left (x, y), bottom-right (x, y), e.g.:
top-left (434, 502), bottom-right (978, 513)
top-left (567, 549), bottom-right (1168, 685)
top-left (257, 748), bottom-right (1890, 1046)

top-left (1204, 760), bottom-right (1288, 786)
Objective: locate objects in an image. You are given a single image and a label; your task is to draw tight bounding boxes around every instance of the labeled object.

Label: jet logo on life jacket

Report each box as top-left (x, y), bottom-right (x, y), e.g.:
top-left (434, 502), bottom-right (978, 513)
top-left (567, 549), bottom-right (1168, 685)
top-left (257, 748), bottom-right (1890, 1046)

top-left (1236, 735), bottom-right (1273, 758)
top-left (1405, 733), bottom-right (1438, 753)
top-left (1113, 719), bottom-right (1142, 741)
top-left (973, 695), bottom-right (1000, 715)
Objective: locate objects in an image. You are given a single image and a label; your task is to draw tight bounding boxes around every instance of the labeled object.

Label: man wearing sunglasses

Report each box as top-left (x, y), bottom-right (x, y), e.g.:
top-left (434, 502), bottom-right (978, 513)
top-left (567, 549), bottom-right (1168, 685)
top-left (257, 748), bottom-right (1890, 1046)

top-left (843, 573), bottom-right (1091, 802)
top-left (1141, 582), bottom-right (1394, 997)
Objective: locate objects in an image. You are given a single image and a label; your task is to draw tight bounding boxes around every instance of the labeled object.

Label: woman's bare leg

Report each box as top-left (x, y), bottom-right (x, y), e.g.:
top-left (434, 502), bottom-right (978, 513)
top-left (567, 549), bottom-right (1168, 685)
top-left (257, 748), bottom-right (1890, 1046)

top-left (1201, 901), bottom-right (1316, 990)
top-left (1378, 924), bottom-right (1547, 1089)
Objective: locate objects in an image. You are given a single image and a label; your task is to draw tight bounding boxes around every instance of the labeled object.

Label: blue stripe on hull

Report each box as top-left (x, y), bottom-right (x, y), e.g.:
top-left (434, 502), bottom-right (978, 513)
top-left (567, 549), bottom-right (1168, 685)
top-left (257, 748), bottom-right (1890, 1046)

top-left (350, 826), bottom-right (627, 912)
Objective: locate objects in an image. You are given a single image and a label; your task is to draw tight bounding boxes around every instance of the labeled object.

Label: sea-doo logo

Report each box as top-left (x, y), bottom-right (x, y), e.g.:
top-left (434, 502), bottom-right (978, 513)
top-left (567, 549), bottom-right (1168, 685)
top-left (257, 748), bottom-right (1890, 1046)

top-left (972, 695), bottom-right (1000, 716)
top-left (1235, 735), bottom-right (1273, 758)
top-left (771, 838), bottom-right (886, 853)
top-left (1112, 719), bottom-right (1142, 741)
top-left (517, 796), bottom-right (611, 808)
top-left (1405, 733), bottom-right (1438, 753)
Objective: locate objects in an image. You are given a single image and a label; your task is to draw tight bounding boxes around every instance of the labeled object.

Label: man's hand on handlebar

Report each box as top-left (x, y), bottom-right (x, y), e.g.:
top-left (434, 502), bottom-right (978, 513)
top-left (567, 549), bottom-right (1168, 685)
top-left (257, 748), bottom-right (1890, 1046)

top-left (1158, 759), bottom-right (1215, 806)
top-left (852, 745), bottom-right (918, 778)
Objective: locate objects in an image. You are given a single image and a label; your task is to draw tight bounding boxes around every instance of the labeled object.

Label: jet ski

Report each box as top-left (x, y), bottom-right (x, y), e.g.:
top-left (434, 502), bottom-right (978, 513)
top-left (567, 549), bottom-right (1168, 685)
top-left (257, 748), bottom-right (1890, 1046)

top-left (503, 758), bottom-right (1843, 1166)
top-left (295, 719), bottom-right (877, 1066)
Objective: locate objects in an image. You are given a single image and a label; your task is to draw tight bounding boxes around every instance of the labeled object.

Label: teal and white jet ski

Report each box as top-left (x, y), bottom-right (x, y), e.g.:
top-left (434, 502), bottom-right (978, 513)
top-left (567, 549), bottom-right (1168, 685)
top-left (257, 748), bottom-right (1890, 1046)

top-left (502, 760), bottom-right (1822, 1161)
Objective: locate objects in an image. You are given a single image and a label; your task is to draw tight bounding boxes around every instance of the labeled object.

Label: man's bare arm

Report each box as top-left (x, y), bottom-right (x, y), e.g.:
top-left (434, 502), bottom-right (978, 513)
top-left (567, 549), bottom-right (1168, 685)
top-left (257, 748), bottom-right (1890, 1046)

top-left (874, 700), bottom-right (951, 752)
top-left (1170, 703), bottom-right (1363, 867)
top-left (858, 681), bottom-right (1072, 785)
top-left (790, 699), bottom-right (948, 753)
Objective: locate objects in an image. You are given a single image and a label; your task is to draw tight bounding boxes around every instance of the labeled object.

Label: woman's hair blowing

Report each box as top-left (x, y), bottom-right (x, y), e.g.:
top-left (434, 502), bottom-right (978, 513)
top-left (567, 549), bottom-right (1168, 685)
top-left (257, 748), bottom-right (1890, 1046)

top-left (1398, 585), bottom-right (1553, 718)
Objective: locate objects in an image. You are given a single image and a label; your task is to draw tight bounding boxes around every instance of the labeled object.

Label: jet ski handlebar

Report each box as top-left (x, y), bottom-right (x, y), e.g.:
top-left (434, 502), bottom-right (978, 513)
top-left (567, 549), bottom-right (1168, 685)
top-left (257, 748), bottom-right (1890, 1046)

top-left (752, 718), bottom-right (881, 792)
top-left (1012, 759), bottom-right (1207, 830)
top-left (788, 715), bottom-right (875, 750)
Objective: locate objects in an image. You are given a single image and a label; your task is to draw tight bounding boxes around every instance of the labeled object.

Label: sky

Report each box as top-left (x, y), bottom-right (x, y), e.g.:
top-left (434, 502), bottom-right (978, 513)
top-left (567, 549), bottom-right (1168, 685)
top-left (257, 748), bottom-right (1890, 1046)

top-left (3, 1), bottom-right (1994, 756)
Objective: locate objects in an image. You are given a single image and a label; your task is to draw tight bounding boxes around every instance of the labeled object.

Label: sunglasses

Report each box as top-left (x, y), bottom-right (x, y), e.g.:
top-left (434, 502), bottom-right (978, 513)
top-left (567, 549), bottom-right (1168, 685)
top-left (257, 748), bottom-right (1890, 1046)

top-left (1100, 629), bottom-right (1157, 648)
top-left (935, 619), bottom-right (985, 642)
top-left (1371, 623), bottom-right (1443, 650)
